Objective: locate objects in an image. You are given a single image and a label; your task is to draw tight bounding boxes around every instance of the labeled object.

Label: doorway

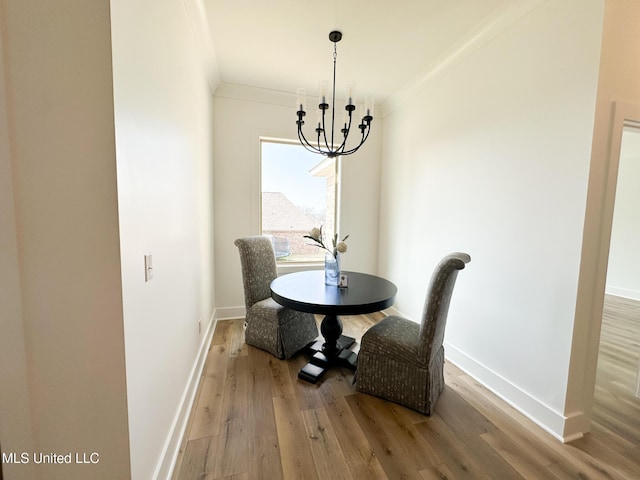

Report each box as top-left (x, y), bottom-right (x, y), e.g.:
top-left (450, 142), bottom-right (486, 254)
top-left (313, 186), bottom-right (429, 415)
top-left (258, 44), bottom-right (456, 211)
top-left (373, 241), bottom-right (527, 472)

top-left (605, 126), bottom-right (640, 307)
top-left (591, 123), bottom-right (640, 448)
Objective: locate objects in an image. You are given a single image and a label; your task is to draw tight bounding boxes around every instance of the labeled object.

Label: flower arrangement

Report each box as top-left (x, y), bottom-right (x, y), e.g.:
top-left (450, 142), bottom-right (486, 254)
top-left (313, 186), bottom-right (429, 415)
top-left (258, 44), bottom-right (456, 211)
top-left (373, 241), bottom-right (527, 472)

top-left (305, 225), bottom-right (349, 259)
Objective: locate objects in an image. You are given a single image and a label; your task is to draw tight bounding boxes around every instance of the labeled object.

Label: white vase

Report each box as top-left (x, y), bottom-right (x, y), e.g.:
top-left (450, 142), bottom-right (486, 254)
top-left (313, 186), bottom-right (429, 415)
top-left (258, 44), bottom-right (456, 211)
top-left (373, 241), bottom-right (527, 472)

top-left (324, 253), bottom-right (340, 286)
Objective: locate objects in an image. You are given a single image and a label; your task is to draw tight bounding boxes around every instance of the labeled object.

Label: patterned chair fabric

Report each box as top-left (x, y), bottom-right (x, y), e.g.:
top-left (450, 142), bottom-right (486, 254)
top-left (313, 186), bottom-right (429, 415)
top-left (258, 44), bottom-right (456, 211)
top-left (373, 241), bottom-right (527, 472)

top-left (356, 252), bottom-right (471, 414)
top-left (234, 236), bottom-right (319, 359)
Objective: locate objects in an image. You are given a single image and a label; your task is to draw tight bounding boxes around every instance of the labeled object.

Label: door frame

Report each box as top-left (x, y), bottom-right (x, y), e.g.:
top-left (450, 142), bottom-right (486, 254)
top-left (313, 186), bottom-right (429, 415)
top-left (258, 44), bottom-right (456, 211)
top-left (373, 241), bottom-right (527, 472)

top-left (566, 100), bottom-right (640, 439)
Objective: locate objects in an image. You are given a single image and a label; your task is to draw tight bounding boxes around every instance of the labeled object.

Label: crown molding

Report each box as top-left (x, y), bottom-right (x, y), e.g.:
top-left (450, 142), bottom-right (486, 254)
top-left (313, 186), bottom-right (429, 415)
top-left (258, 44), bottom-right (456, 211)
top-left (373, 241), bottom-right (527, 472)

top-left (213, 83), bottom-right (382, 123)
top-left (213, 82), bottom-right (296, 107)
top-left (182, 0), bottom-right (221, 94)
top-left (381, 0), bottom-right (545, 118)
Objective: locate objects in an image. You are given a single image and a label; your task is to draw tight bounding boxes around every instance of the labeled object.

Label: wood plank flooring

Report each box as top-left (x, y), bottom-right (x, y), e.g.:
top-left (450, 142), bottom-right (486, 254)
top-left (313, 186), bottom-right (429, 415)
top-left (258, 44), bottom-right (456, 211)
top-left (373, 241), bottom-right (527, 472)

top-left (591, 295), bottom-right (640, 459)
top-left (172, 299), bottom-right (640, 480)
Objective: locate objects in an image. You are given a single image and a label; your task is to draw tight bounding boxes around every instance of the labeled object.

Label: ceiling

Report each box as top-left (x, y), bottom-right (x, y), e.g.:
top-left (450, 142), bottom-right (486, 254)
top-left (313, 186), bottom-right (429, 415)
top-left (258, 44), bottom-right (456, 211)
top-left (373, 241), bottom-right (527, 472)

top-left (202, 0), bottom-right (509, 104)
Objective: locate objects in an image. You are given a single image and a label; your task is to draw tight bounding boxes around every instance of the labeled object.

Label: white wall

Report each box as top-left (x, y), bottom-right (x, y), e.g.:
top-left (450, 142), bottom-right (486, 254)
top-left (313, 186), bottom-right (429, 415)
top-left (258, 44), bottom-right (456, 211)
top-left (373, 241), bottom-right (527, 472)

top-left (0, 15), bottom-right (35, 480)
top-left (605, 127), bottom-right (640, 300)
top-left (1, 1), bottom-right (131, 478)
top-left (378, 0), bottom-right (604, 440)
top-left (110, 0), bottom-right (216, 478)
top-left (212, 84), bottom-right (382, 315)
top-left (1, 0), bottom-right (216, 478)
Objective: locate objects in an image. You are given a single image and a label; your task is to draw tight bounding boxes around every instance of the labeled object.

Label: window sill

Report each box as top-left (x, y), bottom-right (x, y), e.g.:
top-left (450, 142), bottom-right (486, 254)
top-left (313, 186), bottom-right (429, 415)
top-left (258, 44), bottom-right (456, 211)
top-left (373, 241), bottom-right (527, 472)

top-left (276, 262), bottom-right (323, 275)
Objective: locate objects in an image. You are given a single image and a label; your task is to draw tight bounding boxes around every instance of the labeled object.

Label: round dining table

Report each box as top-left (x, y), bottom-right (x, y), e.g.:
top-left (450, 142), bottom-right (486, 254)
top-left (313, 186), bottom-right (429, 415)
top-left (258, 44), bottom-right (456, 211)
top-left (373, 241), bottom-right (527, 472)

top-left (270, 270), bottom-right (397, 383)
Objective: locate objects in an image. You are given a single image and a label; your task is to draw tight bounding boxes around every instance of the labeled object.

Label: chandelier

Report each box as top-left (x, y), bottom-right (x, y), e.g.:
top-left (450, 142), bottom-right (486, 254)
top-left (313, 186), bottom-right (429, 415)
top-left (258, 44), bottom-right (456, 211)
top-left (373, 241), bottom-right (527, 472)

top-left (296, 31), bottom-right (374, 158)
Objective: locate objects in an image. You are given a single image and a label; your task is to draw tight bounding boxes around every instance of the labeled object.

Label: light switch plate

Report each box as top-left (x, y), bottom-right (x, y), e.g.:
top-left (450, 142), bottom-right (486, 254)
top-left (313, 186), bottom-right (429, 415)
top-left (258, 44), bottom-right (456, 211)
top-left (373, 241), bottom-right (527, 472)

top-left (144, 254), bottom-right (153, 282)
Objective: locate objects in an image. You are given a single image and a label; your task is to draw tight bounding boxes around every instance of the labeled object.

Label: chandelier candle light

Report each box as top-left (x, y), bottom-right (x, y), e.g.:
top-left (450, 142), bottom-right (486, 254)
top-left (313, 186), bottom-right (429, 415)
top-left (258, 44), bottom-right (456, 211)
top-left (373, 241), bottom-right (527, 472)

top-left (296, 31), bottom-right (374, 157)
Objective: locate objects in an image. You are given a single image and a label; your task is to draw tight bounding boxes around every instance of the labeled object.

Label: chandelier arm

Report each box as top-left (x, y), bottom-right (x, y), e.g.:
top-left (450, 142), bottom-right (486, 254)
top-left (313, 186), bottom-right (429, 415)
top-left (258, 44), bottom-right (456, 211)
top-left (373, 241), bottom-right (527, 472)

top-left (300, 141), bottom-right (323, 155)
top-left (320, 107), bottom-right (332, 154)
top-left (318, 120), bottom-right (332, 154)
top-left (298, 125), bottom-right (324, 155)
top-left (340, 125), bottom-right (371, 156)
top-left (334, 138), bottom-right (348, 154)
top-left (342, 132), bottom-right (368, 155)
top-left (333, 111), bottom-right (352, 154)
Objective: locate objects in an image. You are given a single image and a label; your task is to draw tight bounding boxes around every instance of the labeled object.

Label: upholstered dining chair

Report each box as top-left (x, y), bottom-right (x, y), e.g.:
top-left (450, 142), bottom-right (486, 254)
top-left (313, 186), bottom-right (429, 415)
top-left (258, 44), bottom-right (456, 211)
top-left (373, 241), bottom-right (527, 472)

top-left (234, 236), bottom-right (319, 359)
top-left (356, 252), bottom-right (471, 414)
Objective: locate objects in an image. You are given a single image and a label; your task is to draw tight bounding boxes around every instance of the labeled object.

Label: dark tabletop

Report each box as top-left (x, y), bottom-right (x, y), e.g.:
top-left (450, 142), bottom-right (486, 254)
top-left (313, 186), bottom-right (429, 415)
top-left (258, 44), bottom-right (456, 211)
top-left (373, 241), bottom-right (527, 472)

top-left (270, 270), bottom-right (397, 316)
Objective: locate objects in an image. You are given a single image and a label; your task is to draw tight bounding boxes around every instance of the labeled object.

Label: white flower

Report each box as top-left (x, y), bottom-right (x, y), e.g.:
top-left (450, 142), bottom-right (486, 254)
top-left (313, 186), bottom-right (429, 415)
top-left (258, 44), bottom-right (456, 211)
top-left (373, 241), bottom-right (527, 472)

top-left (335, 242), bottom-right (348, 254)
top-left (304, 225), bottom-right (349, 258)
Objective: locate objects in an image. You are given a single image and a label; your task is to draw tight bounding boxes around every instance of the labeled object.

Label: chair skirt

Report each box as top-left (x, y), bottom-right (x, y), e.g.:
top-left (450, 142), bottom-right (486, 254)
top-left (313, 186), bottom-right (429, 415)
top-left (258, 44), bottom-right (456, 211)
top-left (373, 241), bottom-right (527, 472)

top-left (356, 316), bottom-right (445, 415)
top-left (245, 298), bottom-right (318, 359)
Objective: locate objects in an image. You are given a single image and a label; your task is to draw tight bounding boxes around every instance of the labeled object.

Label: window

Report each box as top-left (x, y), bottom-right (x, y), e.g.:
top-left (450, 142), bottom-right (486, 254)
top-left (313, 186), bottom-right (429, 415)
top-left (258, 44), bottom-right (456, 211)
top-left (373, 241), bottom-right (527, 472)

top-left (260, 139), bottom-right (339, 263)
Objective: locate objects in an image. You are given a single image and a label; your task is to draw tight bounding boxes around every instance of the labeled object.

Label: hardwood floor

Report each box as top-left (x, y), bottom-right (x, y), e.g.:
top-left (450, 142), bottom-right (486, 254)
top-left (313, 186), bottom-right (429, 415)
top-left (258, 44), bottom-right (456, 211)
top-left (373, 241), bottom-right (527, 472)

top-left (591, 295), bottom-right (640, 461)
top-left (172, 303), bottom-right (640, 480)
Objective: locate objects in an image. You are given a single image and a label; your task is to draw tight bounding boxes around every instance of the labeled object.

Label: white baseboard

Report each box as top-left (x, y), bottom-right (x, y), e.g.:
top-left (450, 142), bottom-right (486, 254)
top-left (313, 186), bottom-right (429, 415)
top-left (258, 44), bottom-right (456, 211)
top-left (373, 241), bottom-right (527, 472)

top-left (444, 342), bottom-right (584, 443)
top-left (153, 311), bottom-right (217, 480)
top-left (605, 286), bottom-right (640, 301)
top-left (381, 306), bottom-right (413, 320)
top-left (562, 410), bottom-right (590, 442)
top-left (215, 306), bottom-right (245, 321)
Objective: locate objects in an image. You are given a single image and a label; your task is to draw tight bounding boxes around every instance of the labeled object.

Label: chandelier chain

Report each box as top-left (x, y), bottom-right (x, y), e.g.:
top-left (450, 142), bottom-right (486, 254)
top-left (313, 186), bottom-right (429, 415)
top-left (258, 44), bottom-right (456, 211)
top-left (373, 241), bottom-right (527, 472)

top-left (330, 42), bottom-right (338, 150)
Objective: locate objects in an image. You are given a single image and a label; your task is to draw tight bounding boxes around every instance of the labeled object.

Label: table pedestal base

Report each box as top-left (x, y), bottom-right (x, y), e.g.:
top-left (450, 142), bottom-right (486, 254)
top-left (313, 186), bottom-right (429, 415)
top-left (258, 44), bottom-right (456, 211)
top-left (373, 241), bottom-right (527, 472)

top-left (298, 314), bottom-right (358, 384)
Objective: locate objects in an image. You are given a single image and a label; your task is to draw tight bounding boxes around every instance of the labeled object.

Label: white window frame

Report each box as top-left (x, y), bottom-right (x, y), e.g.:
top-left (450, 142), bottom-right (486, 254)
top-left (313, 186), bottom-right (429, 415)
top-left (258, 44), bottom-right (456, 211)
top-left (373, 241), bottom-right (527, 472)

top-left (258, 137), bottom-right (342, 267)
